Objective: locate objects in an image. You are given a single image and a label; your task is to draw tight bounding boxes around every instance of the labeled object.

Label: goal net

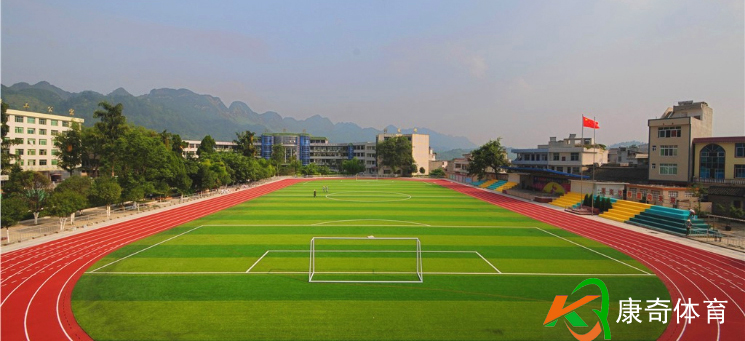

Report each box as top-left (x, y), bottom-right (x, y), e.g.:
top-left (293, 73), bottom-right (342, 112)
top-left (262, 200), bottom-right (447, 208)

top-left (309, 237), bottom-right (423, 283)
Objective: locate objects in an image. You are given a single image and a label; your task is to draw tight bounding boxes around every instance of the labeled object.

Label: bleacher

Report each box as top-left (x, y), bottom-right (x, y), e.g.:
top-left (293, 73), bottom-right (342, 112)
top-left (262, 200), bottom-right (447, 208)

top-left (495, 181), bottom-right (518, 192)
top-left (471, 179), bottom-right (487, 187)
top-left (599, 200), bottom-right (651, 223)
top-left (549, 192), bottom-right (583, 208)
top-left (479, 179), bottom-right (498, 188)
top-left (487, 180), bottom-right (507, 190)
top-left (628, 206), bottom-right (709, 235)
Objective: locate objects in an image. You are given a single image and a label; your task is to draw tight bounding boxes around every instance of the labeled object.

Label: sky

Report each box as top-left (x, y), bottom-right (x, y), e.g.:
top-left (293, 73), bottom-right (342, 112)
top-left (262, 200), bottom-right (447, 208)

top-left (2, 0), bottom-right (743, 148)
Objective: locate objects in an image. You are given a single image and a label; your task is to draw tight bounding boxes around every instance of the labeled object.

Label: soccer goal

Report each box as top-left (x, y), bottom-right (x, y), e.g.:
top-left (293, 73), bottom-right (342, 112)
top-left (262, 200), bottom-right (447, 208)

top-left (308, 236), bottom-right (423, 283)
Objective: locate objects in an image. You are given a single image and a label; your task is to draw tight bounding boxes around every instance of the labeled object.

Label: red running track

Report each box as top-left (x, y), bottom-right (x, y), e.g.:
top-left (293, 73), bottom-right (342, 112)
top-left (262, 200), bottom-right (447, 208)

top-left (1, 178), bottom-right (743, 340)
top-left (0, 179), bottom-right (302, 341)
top-left (435, 180), bottom-right (745, 341)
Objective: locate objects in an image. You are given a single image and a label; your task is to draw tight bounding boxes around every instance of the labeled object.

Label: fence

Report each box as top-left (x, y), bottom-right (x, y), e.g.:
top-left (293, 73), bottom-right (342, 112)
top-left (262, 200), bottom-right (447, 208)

top-left (694, 215), bottom-right (745, 251)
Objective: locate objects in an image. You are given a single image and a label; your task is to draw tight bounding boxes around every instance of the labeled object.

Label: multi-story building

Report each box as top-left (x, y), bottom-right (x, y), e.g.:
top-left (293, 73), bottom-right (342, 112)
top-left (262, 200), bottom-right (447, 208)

top-left (512, 134), bottom-right (607, 175)
top-left (375, 131), bottom-right (431, 175)
top-left (648, 101), bottom-right (713, 185)
top-left (183, 140), bottom-right (237, 157)
top-left (4, 109), bottom-right (84, 181)
top-left (608, 144), bottom-right (649, 166)
top-left (691, 136), bottom-right (745, 183)
top-left (183, 133), bottom-right (378, 174)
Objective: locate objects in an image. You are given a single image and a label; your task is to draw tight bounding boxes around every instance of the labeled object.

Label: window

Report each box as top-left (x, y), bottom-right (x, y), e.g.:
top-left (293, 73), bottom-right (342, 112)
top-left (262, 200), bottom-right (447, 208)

top-left (39, 118), bottom-right (46, 125)
top-left (15, 116), bottom-right (24, 123)
top-left (669, 191), bottom-right (678, 198)
top-left (14, 127), bottom-right (23, 134)
top-left (652, 146), bottom-right (656, 152)
top-left (51, 159), bottom-right (58, 165)
top-left (15, 149), bottom-right (24, 155)
top-left (14, 138), bottom-right (23, 144)
top-left (736, 143), bottom-right (745, 158)
top-left (28, 160), bottom-right (36, 166)
top-left (39, 139), bottom-right (47, 146)
top-left (660, 145), bottom-right (678, 157)
top-left (553, 153), bottom-right (559, 161)
top-left (699, 144), bottom-right (725, 179)
top-left (51, 120), bottom-right (59, 126)
top-left (39, 149), bottom-right (47, 155)
top-left (27, 117), bottom-right (35, 124)
top-left (735, 165), bottom-right (745, 178)
top-left (660, 163), bottom-right (678, 175)
top-left (39, 160), bottom-right (47, 166)
top-left (51, 149), bottom-right (59, 156)
top-left (27, 138), bottom-right (36, 145)
top-left (658, 126), bottom-right (682, 138)
top-left (27, 128), bottom-right (35, 134)
top-left (39, 129), bottom-right (47, 135)
top-left (28, 149), bottom-right (36, 156)
top-left (62, 121), bottom-right (69, 127)
top-left (51, 130), bottom-right (59, 136)
top-left (572, 167), bottom-right (580, 174)
top-left (570, 153), bottom-right (579, 161)
top-left (652, 163), bottom-right (656, 169)
top-left (557, 166), bottom-right (564, 172)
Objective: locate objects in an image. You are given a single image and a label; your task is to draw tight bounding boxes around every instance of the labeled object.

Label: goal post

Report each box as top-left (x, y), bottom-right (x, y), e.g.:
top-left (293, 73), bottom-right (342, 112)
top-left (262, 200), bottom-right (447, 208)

top-left (309, 236), bottom-right (423, 283)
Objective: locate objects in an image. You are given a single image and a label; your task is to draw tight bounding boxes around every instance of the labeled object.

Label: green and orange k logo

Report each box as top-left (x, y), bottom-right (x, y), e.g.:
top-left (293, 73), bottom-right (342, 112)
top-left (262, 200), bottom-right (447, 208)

top-left (543, 278), bottom-right (611, 341)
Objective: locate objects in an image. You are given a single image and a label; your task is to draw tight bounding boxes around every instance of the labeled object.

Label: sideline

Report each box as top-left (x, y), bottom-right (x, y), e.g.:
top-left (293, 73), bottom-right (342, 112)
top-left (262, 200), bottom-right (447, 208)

top-left (0, 178), bottom-right (286, 254)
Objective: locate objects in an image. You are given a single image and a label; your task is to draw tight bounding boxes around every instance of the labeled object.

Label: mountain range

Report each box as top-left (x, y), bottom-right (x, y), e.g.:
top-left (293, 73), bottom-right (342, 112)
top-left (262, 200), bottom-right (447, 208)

top-left (1, 81), bottom-right (477, 152)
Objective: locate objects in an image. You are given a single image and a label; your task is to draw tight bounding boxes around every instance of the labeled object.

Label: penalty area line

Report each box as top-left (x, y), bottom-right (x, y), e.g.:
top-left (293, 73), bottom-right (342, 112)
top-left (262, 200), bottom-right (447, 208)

top-left (534, 227), bottom-right (651, 275)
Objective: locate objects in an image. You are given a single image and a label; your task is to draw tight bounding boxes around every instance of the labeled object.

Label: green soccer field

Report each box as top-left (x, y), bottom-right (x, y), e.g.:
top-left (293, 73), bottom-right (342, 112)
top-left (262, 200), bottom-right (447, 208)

top-left (73, 179), bottom-right (670, 340)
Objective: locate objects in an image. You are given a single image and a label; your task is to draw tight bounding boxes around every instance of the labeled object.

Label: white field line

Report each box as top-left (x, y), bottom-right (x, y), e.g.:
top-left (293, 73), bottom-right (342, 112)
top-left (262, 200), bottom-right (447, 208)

top-left (534, 227), bottom-right (651, 275)
top-left (475, 251), bottom-right (501, 273)
top-left (84, 271), bottom-right (655, 276)
top-left (201, 224), bottom-right (539, 229)
top-left (312, 219), bottom-right (431, 226)
top-left (245, 251), bottom-right (269, 273)
top-left (88, 225), bottom-right (205, 273)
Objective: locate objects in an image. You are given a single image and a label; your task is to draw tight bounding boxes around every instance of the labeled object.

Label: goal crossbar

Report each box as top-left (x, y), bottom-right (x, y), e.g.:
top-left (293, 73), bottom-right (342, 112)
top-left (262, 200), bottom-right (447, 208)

top-left (309, 237), bottom-right (423, 283)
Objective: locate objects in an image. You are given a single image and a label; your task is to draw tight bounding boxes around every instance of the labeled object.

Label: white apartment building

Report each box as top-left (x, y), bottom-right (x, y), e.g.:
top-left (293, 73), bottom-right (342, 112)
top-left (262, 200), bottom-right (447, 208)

top-left (512, 134), bottom-right (608, 175)
top-left (4, 109), bottom-right (84, 181)
top-left (376, 131), bottom-right (431, 175)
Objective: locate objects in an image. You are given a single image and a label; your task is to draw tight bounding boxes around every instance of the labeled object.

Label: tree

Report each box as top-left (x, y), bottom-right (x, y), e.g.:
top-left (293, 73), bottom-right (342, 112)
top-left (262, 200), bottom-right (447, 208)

top-left (1, 196), bottom-right (28, 229)
top-left (54, 122), bottom-right (84, 175)
top-left (300, 163), bottom-right (319, 176)
top-left (93, 101), bottom-right (128, 176)
top-left (197, 135), bottom-right (216, 156)
top-left (234, 131), bottom-right (257, 157)
top-left (377, 136), bottom-right (415, 176)
top-left (23, 172), bottom-right (52, 225)
top-left (47, 190), bottom-right (87, 231)
top-left (1, 101), bottom-right (20, 174)
top-left (429, 168), bottom-right (446, 178)
top-left (270, 144), bottom-right (285, 174)
top-left (341, 158), bottom-right (365, 175)
top-left (419, 167), bottom-right (426, 175)
top-left (90, 177), bottom-right (122, 218)
top-left (289, 158), bottom-right (302, 175)
top-left (467, 139), bottom-right (510, 180)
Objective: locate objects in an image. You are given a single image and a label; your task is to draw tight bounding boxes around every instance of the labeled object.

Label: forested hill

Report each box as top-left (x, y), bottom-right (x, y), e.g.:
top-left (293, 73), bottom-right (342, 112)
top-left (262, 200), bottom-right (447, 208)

top-left (1, 81), bottom-right (476, 151)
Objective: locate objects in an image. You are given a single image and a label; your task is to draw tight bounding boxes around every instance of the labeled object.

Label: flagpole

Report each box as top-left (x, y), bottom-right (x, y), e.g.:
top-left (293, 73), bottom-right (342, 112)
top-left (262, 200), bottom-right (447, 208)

top-left (592, 116), bottom-right (597, 215)
top-left (580, 116), bottom-right (584, 207)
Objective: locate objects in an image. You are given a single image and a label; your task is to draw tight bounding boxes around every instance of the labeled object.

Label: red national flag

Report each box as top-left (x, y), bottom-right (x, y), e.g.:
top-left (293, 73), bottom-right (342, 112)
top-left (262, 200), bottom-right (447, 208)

top-left (582, 116), bottom-right (599, 129)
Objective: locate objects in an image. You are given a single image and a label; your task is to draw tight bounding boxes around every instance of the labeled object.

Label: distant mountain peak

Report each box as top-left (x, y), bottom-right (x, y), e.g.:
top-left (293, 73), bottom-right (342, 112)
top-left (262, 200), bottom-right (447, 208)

top-left (109, 87), bottom-right (132, 97)
top-left (1, 81), bottom-right (477, 150)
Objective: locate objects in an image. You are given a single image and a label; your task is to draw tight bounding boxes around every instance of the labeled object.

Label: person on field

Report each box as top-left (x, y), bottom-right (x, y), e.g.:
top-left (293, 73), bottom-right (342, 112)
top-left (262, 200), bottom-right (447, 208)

top-left (314, 189), bottom-right (317, 198)
top-left (689, 208), bottom-right (696, 220)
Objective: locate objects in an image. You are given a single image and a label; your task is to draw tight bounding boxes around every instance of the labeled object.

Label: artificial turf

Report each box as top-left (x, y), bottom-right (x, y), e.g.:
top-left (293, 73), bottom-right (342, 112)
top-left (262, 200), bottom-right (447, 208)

top-left (73, 179), bottom-right (670, 340)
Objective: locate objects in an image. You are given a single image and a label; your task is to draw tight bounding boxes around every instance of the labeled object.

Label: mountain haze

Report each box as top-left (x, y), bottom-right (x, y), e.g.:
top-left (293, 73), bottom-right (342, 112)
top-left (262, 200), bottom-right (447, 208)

top-left (1, 82), bottom-right (477, 151)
